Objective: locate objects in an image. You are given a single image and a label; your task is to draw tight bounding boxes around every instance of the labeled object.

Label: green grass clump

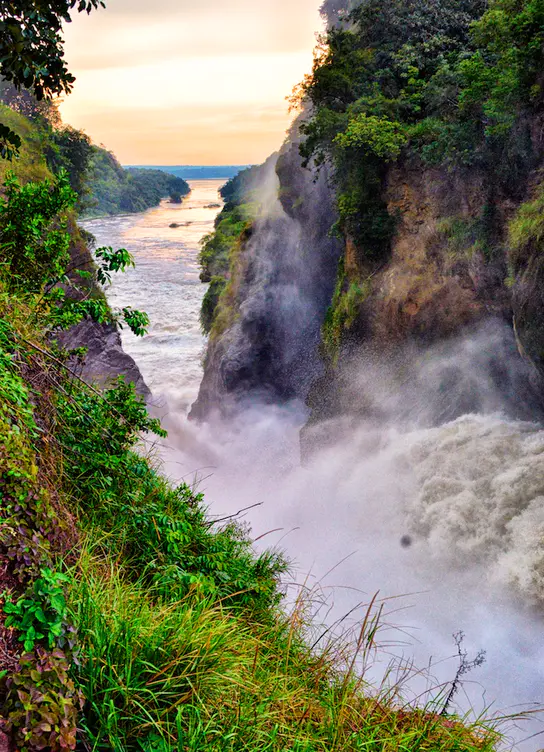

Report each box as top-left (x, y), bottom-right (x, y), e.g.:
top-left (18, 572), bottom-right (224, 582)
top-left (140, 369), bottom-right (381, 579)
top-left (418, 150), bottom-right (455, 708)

top-left (508, 180), bottom-right (544, 271)
top-left (201, 275), bottom-right (228, 334)
top-left (437, 207), bottom-right (497, 262)
top-left (322, 260), bottom-right (371, 363)
top-left (70, 553), bottom-right (501, 752)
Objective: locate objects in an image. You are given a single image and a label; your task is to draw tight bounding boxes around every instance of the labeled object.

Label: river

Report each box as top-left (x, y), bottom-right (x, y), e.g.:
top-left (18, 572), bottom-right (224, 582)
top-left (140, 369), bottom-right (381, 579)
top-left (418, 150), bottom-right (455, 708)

top-left (83, 179), bottom-right (224, 415)
top-left (84, 180), bottom-right (544, 750)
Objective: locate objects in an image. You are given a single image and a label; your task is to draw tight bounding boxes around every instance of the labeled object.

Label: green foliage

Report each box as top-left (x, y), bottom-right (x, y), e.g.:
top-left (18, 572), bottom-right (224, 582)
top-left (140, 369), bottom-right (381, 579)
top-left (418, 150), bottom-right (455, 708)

top-left (335, 113), bottom-right (407, 160)
top-left (437, 205), bottom-right (497, 261)
top-left (0, 317), bottom-right (38, 438)
top-left (197, 165), bottom-right (269, 334)
top-left (199, 204), bottom-right (251, 282)
top-left (0, 169), bottom-right (75, 292)
top-left (298, 0), bottom-right (544, 263)
top-left (69, 559), bottom-right (500, 751)
top-left (406, 118), bottom-right (482, 167)
top-left (0, 1), bottom-right (105, 101)
top-left (3, 647), bottom-right (84, 752)
top-left (55, 375), bottom-right (285, 611)
top-left (0, 170), bottom-right (149, 336)
top-left (201, 275), bottom-right (227, 333)
top-left (506, 180), bottom-right (544, 372)
top-left (322, 260), bottom-right (371, 362)
top-left (84, 148), bottom-right (190, 217)
top-left (460, 0), bottom-right (544, 136)
top-left (508, 179), bottom-right (544, 270)
top-left (3, 569), bottom-right (70, 652)
top-left (46, 125), bottom-right (94, 202)
top-left (95, 245), bottom-right (135, 283)
top-left (0, 0), bottom-right (104, 160)
top-left (120, 306), bottom-right (150, 336)
top-left (219, 164), bottom-right (266, 209)
top-left (0, 103), bottom-right (54, 183)
top-left (0, 122), bottom-right (21, 159)
top-left (0, 79), bottom-right (61, 125)
top-left (0, 300), bottom-right (82, 752)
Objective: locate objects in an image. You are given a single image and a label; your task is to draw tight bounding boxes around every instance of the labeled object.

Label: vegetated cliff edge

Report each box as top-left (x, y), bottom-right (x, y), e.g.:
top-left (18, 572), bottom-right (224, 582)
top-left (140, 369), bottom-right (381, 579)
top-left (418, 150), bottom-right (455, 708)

top-left (190, 130), bottom-right (343, 420)
top-left (191, 0), bottom-right (544, 442)
top-left (0, 85), bottom-right (498, 752)
top-left (0, 102), bottom-right (149, 397)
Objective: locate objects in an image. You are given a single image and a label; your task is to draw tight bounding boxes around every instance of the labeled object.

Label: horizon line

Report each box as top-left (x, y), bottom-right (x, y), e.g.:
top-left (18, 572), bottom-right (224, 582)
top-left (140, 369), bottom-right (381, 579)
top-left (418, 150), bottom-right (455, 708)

top-left (124, 163), bottom-right (255, 168)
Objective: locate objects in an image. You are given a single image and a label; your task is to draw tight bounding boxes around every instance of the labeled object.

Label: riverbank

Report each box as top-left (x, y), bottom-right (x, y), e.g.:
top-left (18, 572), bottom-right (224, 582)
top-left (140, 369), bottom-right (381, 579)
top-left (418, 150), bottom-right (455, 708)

top-left (83, 180), bottom-right (225, 413)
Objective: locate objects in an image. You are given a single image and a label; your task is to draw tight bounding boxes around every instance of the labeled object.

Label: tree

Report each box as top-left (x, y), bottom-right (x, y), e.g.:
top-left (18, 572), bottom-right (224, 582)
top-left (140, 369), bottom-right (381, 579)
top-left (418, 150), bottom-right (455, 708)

top-left (0, 170), bottom-right (150, 336)
top-left (0, 0), bottom-right (105, 157)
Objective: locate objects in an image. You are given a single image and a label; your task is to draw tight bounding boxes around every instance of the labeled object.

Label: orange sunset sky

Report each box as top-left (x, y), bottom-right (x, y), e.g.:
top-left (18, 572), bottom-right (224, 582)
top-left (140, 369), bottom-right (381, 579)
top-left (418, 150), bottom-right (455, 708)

top-left (59, 0), bottom-right (324, 165)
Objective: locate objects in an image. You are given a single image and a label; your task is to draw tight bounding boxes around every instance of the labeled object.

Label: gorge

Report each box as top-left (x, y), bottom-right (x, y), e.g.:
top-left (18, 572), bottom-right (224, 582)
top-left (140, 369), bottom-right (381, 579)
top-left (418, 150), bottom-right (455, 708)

top-left (1, 0), bottom-right (544, 750)
top-left (89, 173), bottom-right (544, 751)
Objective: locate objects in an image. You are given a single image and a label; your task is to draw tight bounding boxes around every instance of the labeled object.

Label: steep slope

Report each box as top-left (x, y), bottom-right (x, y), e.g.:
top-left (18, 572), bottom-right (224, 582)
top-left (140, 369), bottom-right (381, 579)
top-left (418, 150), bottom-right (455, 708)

top-left (0, 103), bottom-right (149, 396)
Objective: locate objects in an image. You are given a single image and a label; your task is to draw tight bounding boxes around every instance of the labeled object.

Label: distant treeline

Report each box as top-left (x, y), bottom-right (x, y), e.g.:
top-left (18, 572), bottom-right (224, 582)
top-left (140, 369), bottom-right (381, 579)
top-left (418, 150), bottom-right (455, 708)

top-left (85, 149), bottom-right (190, 217)
top-left (128, 165), bottom-right (251, 180)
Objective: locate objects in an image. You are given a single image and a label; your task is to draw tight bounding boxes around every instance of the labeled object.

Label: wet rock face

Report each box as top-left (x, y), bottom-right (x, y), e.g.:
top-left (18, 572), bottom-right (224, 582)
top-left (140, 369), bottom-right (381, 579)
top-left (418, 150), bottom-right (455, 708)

top-left (54, 319), bottom-right (150, 400)
top-left (513, 254), bottom-right (544, 379)
top-left (302, 157), bottom-right (544, 447)
top-left (192, 113), bottom-right (544, 433)
top-left (190, 142), bottom-right (343, 420)
top-left (302, 318), bottom-right (544, 459)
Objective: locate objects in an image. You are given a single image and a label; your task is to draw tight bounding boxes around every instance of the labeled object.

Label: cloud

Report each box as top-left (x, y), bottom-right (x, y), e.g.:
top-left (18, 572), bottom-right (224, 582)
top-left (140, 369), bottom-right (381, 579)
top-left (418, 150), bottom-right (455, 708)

top-left (64, 0), bottom-right (323, 69)
top-left (60, 0), bottom-right (323, 163)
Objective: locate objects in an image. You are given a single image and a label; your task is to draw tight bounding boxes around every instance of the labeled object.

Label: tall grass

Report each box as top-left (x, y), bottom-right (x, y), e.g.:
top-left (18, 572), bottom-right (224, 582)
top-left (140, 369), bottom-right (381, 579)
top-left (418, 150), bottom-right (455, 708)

top-left (69, 546), bottom-right (501, 752)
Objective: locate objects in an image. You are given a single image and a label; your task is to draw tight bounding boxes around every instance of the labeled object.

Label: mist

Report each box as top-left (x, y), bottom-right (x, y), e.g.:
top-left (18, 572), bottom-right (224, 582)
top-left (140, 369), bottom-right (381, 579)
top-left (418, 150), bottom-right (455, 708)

top-left (157, 318), bottom-right (544, 750)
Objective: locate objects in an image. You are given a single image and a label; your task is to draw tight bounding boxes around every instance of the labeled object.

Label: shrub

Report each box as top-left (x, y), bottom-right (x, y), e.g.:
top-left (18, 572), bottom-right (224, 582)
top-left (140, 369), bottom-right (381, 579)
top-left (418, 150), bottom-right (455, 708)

top-left (335, 114), bottom-right (407, 160)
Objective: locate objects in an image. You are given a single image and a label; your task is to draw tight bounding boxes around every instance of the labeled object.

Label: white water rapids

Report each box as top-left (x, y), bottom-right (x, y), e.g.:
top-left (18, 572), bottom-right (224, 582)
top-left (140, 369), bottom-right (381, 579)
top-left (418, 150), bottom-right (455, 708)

top-left (84, 181), bottom-right (544, 750)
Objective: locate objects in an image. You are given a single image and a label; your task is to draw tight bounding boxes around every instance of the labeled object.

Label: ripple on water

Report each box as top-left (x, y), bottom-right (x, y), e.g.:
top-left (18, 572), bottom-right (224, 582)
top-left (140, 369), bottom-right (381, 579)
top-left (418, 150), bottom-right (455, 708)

top-left (82, 179), bottom-right (225, 410)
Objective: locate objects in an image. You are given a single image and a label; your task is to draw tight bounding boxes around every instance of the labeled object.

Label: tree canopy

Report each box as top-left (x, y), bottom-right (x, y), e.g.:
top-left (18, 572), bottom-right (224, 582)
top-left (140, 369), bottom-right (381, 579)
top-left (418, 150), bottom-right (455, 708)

top-left (0, 0), bottom-right (105, 157)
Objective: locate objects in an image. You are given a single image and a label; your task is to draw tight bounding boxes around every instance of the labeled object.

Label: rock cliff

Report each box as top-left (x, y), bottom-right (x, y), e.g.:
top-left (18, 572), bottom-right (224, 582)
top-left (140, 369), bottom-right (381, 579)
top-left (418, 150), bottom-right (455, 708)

top-left (190, 130), bottom-right (342, 420)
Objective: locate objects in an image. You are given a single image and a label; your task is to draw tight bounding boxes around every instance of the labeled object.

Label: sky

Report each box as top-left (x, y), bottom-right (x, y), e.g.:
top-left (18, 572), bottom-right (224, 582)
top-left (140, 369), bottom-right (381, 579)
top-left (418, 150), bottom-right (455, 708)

top-left (59, 0), bottom-right (324, 165)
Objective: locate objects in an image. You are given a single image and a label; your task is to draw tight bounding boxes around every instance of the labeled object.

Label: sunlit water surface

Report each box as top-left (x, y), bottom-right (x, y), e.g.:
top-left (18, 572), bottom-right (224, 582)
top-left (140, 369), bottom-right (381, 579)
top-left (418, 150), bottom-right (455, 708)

top-left (82, 179), bottom-right (224, 414)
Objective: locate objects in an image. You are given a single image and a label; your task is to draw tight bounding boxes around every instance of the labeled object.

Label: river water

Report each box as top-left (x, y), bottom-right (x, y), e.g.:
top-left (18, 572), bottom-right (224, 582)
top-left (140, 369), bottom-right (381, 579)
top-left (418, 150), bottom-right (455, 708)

top-left (83, 179), bottom-right (224, 415)
top-left (84, 181), bottom-right (544, 749)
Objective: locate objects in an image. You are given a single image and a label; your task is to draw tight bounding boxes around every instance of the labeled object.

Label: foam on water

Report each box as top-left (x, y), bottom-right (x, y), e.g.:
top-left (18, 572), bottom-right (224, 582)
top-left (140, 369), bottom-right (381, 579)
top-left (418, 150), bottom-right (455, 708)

top-left (406, 415), bottom-right (544, 604)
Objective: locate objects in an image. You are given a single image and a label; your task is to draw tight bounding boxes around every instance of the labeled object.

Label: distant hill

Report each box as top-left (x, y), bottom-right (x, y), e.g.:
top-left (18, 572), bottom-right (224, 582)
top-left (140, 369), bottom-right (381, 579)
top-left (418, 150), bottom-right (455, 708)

top-left (84, 151), bottom-right (191, 217)
top-left (126, 165), bottom-right (252, 180)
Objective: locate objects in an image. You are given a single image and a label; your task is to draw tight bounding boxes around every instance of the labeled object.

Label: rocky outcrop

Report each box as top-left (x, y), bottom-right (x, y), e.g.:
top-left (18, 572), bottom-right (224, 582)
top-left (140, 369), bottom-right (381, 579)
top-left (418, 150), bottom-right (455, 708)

top-left (53, 219), bottom-right (150, 399)
top-left (190, 133), bottom-right (342, 420)
top-left (192, 137), bottom-right (544, 433)
top-left (302, 152), bottom-right (544, 449)
top-left (55, 319), bottom-right (150, 399)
